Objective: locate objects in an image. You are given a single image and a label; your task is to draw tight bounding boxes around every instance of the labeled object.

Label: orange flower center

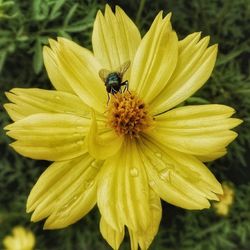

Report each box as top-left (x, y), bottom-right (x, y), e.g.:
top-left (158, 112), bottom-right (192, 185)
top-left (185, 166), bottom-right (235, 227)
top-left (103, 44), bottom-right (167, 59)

top-left (107, 92), bottom-right (153, 138)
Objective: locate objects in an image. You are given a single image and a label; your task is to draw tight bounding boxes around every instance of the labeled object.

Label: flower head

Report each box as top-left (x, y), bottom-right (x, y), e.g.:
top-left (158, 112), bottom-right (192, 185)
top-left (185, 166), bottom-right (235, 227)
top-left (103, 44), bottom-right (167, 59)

top-left (3, 226), bottom-right (35, 250)
top-left (213, 183), bottom-right (235, 216)
top-left (4, 5), bottom-right (242, 250)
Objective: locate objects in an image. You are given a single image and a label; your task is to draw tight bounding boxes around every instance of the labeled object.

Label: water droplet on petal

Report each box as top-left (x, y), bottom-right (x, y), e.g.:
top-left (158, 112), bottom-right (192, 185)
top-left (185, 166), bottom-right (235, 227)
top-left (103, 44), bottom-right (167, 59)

top-left (64, 111), bottom-right (72, 114)
top-left (155, 152), bottom-right (162, 158)
top-left (85, 180), bottom-right (94, 189)
top-left (77, 126), bottom-right (84, 131)
top-left (77, 140), bottom-right (84, 146)
top-left (149, 180), bottom-right (155, 187)
top-left (91, 161), bottom-right (101, 170)
top-left (130, 167), bottom-right (139, 177)
top-left (72, 195), bottom-right (78, 201)
top-left (55, 96), bottom-right (61, 100)
top-left (159, 168), bottom-right (171, 182)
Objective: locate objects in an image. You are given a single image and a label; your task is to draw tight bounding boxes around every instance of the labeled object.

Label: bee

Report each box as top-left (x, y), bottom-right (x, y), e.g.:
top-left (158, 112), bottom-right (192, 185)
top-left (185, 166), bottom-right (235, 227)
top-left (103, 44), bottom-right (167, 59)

top-left (99, 61), bottom-right (131, 100)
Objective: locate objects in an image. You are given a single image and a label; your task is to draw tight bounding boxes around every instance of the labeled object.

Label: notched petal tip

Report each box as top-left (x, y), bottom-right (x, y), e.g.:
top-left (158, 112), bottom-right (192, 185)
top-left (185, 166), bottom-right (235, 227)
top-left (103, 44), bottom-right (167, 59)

top-left (163, 12), bottom-right (172, 21)
top-left (48, 38), bottom-right (58, 48)
top-left (209, 43), bottom-right (218, 57)
top-left (43, 45), bottom-right (50, 54)
top-left (4, 91), bottom-right (11, 98)
top-left (100, 217), bottom-right (125, 250)
top-left (104, 3), bottom-right (113, 14)
top-left (96, 9), bottom-right (104, 19)
top-left (114, 5), bottom-right (123, 13)
top-left (43, 222), bottom-right (53, 230)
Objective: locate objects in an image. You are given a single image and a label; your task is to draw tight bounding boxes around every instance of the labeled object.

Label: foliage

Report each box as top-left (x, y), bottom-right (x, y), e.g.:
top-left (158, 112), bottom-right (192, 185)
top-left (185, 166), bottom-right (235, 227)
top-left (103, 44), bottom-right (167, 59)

top-left (0, 0), bottom-right (249, 249)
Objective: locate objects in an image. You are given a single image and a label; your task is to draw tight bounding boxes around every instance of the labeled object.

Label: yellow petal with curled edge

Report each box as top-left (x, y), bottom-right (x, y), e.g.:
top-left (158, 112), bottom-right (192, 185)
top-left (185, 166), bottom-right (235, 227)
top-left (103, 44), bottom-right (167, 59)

top-left (27, 154), bottom-right (101, 229)
top-left (130, 12), bottom-right (178, 104)
top-left (87, 110), bottom-right (123, 160)
top-left (4, 88), bottom-right (90, 121)
top-left (100, 217), bottom-right (125, 250)
top-left (92, 5), bottom-right (141, 70)
top-left (151, 33), bottom-right (218, 114)
top-left (5, 113), bottom-right (89, 161)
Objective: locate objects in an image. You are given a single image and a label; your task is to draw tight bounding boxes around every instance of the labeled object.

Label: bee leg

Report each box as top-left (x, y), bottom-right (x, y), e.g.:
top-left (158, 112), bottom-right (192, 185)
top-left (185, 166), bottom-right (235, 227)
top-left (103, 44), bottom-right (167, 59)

top-left (124, 81), bottom-right (130, 94)
top-left (106, 93), bottom-right (110, 105)
top-left (111, 88), bottom-right (118, 98)
top-left (121, 81), bottom-right (128, 93)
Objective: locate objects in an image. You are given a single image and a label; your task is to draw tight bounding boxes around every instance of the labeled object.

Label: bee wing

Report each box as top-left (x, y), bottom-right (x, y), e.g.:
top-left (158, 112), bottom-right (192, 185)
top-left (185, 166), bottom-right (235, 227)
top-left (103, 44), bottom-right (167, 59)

top-left (117, 60), bottom-right (131, 77)
top-left (99, 69), bottom-right (111, 82)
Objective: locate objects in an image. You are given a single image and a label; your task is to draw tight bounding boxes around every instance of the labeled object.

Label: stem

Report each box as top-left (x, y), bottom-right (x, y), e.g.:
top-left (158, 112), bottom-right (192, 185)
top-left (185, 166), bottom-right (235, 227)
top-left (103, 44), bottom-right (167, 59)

top-left (136, 0), bottom-right (146, 25)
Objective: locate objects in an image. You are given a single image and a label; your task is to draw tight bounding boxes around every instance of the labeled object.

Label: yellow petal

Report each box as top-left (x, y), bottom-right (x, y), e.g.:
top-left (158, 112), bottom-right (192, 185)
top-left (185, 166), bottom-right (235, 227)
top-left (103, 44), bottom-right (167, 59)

top-left (138, 137), bottom-right (223, 209)
top-left (27, 154), bottom-right (101, 229)
top-left (141, 190), bottom-right (162, 249)
top-left (87, 110), bottom-right (124, 160)
top-left (197, 149), bottom-right (227, 162)
top-left (100, 217), bottom-right (125, 250)
top-left (5, 113), bottom-right (89, 161)
top-left (129, 190), bottom-right (162, 250)
top-left (130, 13), bottom-right (178, 104)
top-left (46, 38), bottom-right (106, 113)
top-left (3, 227), bottom-right (35, 250)
top-left (43, 45), bottom-right (74, 93)
top-left (156, 104), bottom-right (236, 120)
top-left (97, 159), bottom-right (123, 232)
top-left (151, 129), bottom-right (237, 156)
top-left (97, 139), bottom-right (151, 232)
top-left (151, 33), bottom-right (218, 114)
top-left (92, 5), bottom-right (141, 70)
top-left (152, 104), bottom-right (242, 156)
top-left (128, 230), bottom-right (139, 250)
top-left (3, 236), bottom-right (14, 250)
top-left (4, 88), bottom-right (90, 121)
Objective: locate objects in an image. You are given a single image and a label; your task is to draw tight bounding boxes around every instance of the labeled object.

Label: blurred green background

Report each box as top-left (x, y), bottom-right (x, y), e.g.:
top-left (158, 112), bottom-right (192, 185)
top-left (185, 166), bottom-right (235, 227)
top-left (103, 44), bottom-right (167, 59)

top-left (0, 0), bottom-right (250, 249)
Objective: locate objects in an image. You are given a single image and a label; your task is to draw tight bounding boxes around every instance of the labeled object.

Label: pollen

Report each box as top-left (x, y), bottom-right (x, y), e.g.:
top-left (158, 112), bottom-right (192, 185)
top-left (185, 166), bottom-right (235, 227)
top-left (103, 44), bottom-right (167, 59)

top-left (107, 92), bottom-right (153, 138)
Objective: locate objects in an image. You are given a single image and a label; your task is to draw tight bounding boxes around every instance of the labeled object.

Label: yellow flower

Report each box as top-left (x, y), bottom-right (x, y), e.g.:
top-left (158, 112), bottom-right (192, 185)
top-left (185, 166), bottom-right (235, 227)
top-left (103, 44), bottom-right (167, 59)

top-left (213, 183), bottom-right (235, 216)
top-left (3, 226), bottom-right (35, 250)
top-left (4, 5), bottom-right (242, 250)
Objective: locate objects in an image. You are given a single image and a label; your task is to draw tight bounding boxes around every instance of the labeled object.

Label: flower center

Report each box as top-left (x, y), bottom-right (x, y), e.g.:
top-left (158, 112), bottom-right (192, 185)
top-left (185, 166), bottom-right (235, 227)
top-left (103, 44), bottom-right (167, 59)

top-left (107, 92), bottom-right (153, 138)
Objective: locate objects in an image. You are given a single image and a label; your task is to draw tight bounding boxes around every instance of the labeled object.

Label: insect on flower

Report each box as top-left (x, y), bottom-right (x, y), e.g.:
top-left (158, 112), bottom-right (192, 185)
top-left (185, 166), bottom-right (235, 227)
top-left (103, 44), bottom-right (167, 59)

top-left (99, 61), bottom-right (131, 101)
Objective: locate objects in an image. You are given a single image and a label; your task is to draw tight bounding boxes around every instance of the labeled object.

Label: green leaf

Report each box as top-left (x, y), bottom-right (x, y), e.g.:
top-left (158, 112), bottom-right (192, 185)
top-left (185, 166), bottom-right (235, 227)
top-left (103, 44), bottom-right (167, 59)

top-left (32, 0), bottom-right (49, 21)
top-left (49, 0), bottom-right (66, 20)
top-left (64, 23), bottom-right (92, 33)
top-left (217, 46), bottom-right (248, 66)
top-left (0, 50), bottom-right (7, 72)
top-left (64, 3), bottom-right (78, 25)
top-left (33, 39), bottom-right (43, 74)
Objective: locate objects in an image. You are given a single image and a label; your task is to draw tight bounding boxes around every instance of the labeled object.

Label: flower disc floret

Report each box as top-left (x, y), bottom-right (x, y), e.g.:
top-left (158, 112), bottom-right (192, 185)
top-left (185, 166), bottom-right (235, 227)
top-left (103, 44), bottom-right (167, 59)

top-left (107, 92), bottom-right (153, 137)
